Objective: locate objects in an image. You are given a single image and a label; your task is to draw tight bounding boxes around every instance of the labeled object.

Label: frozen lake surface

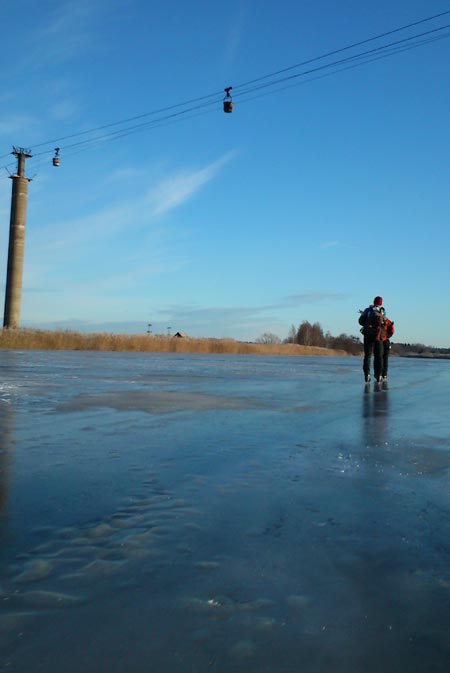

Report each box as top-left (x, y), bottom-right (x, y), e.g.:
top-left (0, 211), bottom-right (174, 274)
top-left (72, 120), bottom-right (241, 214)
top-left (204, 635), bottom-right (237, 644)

top-left (0, 350), bottom-right (449, 672)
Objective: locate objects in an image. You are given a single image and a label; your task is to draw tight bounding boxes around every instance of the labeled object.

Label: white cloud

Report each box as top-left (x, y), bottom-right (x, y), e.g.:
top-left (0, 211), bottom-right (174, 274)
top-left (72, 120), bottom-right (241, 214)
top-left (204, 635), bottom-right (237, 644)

top-left (223, 1), bottom-right (248, 68)
top-left (50, 98), bottom-right (81, 121)
top-left (31, 152), bottom-right (235, 252)
top-left (28, 202), bottom-right (132, 257)
top-left (22, 152), bottom-right (236, 299)
top-left (148, 151), bottom-right (236, 217)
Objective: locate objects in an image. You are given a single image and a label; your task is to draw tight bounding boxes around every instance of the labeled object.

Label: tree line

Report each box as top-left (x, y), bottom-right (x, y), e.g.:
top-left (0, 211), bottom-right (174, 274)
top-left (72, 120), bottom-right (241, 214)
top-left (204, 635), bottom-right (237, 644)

top-left (256, 322), bottom-right (450, 357)
top-left (391, 342), bottom-right (450, 357)
top-left (289, 321), bottom-right (362, 354)
top-left (257, 321), bottom-right (362, 355)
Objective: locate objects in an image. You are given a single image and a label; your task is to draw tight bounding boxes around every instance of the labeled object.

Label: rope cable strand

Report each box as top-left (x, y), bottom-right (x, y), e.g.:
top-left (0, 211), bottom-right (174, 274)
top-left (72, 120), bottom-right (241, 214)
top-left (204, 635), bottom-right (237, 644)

top-left (0, 10), bottom-right (449, 171)
top-left (27, 25), bottom-right (450, 159)
top-left (232, 8), bottom-right (450, 90)
top-left (31, 96), bottom-right (222, 159)
top-left (43, 22), bottom-right (450, 156)
top-left (6, 105), bottom-right (223, 176)
top-left (233, 32), bottom-right (450, 107)
top-left (232, 23), bottom-right (450, 100)
top-left (6, 24), bottom-right (447, 181)
top-left (30, 89), bottom-right (223, 151)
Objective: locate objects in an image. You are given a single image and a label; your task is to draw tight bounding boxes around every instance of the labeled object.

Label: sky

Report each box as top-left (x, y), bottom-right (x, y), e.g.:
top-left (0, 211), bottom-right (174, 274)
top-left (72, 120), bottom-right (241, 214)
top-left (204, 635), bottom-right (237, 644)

top-left (0, 0), bottom-right (449, 347)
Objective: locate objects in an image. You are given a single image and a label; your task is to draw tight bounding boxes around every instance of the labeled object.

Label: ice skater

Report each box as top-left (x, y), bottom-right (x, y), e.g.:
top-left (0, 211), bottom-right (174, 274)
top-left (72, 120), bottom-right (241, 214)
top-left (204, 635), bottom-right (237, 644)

top-left (359, 295), bottom-right (387, 383)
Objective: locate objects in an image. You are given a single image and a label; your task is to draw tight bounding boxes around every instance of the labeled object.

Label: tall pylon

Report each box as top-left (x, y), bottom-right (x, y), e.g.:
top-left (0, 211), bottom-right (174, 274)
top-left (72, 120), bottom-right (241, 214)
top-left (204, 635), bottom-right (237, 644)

top-left (3, 147), bottom-right (32, 329)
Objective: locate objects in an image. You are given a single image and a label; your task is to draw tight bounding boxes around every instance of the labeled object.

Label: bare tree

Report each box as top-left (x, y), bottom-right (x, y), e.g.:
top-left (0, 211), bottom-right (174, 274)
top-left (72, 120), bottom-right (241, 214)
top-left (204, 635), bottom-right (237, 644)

top-left (256, 332), bottom-right (282, 344)
top-left (286, 324), bottom-right (297, 344)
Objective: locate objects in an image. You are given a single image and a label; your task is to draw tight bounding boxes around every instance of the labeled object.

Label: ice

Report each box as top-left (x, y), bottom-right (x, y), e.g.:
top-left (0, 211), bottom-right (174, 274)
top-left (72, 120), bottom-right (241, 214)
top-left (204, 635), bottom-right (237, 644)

top-left (0, 350), bottom-right (449, 672)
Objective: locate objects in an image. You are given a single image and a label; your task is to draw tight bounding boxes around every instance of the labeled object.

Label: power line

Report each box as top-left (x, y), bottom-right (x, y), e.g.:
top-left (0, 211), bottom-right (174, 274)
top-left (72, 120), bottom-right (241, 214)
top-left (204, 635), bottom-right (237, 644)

top-left (5, 105), bottom-right (221, 177)
top-left (234, 23), bottom-right (450, 99)
top-left (32, 24), bottom-right (450, 159)
top-left (233, 8), bottom-right (450, 89)
top-left (234, 31), bottom-right (450, 108)
top-left (32, 96), bottom-right (221, 158)
top-left (0, 10), bottom-right (449, 171)
top-left (27, 24), bottom-right (450, 163)
top-left (30, 90), bottom-right (223, 151)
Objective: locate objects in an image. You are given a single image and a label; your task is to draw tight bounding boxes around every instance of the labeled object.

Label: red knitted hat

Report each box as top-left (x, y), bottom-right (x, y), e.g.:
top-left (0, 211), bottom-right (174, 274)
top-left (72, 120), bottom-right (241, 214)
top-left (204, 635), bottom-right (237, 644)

top-left (373, 296), bottom-right (383, 306)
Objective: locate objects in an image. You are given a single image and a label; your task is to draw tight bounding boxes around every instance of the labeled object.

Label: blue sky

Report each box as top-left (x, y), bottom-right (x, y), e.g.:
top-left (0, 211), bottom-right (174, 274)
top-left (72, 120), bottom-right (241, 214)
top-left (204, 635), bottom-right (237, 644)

top-left (1, 0), bottom-right (449, 346)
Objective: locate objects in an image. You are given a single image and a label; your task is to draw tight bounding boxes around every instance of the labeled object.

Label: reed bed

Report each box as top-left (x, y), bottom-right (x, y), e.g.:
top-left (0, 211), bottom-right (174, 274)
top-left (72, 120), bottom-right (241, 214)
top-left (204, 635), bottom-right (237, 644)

top-left (0, 328), bottom-right (348, 356)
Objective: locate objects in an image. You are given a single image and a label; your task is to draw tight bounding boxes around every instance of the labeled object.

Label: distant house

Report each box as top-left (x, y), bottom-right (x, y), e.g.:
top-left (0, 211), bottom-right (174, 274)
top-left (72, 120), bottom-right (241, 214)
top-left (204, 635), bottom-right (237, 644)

top-left (173, 331), bottom-right (188, 338)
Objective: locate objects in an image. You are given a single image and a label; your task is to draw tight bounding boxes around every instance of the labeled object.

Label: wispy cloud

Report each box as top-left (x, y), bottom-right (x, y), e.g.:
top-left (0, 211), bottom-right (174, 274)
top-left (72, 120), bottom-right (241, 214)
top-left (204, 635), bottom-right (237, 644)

top-left (143, 293), bottom-right (353, 338)
top-left (154, 295), bottom-right (347, 332)
top-left (103, 167), bottom-right (149, 185)
top-left (22, 291), bottom-right (350, 340)
top-left (158, 304), bottom-right (267, 321)
top-left (130, 302), bottom-right (281, 338)
top-left (147, 151), bottom-right (236, 217)
top-left (26, 2), bottom-right (98, 69)
top-left (285, 292), bottom-right (349, 304)
top-left (50, 98), bottom-right (81, 121)
top-left (29, 202), bottom-right (132, 256)
top-left (31, 152), bottom-right (235, 250)
top-left (223, 1), bottom-right (248, 68)
top-left (24, 299), bottom-right (281, 336)
top-left (320, 240), bottom-right (354, 250)
top-left (0, 116), bottom-right (39, 140)
top-left (24, 152), bottom-right (236, 295)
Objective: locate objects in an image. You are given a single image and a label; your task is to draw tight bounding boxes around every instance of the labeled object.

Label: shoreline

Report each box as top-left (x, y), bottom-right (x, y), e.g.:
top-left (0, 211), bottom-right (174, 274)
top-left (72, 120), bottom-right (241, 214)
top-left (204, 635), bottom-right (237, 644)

top-left (0, 328), bottom-right (351, 357)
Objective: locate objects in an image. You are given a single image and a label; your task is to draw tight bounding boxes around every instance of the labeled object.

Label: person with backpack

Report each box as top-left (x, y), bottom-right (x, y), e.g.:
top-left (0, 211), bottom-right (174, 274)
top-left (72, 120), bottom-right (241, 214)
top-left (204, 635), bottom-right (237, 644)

top-left (358, 295), bottom-right (386, 383)
top-left (380, 307), bottom-right (395, 380)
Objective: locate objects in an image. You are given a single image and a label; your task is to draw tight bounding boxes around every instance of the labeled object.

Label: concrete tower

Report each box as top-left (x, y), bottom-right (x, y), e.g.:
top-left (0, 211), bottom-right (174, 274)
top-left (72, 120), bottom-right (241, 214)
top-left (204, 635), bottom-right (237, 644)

top-left (3, 148), bottom-right (32, 329)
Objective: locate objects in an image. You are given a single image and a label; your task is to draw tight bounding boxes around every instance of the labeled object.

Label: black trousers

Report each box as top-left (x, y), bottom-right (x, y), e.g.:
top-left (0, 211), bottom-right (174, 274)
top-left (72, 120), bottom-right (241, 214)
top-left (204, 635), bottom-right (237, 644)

top-left (382, 340), bottom-right (390, 378)
top-left (363, 338), bottom-right (383, 379)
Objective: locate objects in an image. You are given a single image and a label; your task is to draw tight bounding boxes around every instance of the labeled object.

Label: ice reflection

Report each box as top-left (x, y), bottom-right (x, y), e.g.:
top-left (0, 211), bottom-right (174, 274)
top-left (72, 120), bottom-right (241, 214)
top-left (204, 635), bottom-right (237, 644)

top-left (361, 385), bottom-right (390, 447)
top-left (0, 402), bottom-right (13, 519)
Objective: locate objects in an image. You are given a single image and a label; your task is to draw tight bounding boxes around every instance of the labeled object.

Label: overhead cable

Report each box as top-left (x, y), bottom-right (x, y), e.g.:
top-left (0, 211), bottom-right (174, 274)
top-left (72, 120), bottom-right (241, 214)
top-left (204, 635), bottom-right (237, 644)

top-left (0, 10), bottom-right (449, 171)
top-left (233, 23), bottom-right (450, 99)
top-left (233, 8), bottom-right (450, 89)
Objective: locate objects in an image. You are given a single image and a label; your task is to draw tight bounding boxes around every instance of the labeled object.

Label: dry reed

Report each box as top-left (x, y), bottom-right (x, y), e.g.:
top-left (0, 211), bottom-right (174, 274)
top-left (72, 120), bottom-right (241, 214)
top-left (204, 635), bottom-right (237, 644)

top-left (0, 328), bottom-right (349, 356)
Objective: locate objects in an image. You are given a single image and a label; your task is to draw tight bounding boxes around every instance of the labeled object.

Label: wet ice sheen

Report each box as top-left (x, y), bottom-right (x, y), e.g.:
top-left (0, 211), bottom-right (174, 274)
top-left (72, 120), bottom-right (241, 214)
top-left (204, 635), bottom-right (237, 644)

top-left (0, 350), bottom-right (449, 673)
top-left (55, 389), bottom-right (258, 414)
